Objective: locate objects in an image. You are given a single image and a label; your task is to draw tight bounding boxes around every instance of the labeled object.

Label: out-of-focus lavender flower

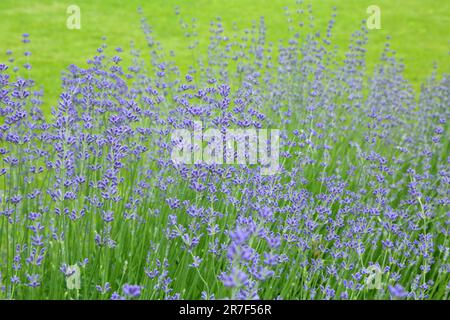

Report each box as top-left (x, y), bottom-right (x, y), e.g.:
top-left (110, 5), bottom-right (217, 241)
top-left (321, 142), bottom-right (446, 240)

top-left (389, 284), bottom-right (408, 299)
top-left (122, 284), bottom-right (142, 298)
top-left (96, 282), bottom-right (111, 294)
top-left (111, 292), bottom-right (125, 300)
top-left (190, 256), bottom-right (203, 268)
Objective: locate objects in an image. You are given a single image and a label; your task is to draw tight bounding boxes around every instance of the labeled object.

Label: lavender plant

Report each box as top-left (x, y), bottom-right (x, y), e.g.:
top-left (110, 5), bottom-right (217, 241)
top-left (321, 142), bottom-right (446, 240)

top-left (0, 5), bottom-right (448, 300)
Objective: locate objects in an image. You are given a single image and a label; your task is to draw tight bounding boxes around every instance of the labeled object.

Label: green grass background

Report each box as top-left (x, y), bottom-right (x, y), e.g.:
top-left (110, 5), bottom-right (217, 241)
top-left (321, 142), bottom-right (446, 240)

top-left (0, 0), bottom-right (449, 110)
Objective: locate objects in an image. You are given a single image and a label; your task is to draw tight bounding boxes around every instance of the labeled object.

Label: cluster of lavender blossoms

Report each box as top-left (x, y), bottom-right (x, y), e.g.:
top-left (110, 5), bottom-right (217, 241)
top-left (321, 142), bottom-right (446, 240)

top-left (0, 6), bottom-right (449, 300)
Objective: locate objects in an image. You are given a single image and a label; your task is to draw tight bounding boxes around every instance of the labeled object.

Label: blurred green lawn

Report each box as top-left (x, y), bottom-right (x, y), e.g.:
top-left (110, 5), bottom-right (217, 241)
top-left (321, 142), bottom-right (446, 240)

top-left (0, 0), bottom-right (449, 110)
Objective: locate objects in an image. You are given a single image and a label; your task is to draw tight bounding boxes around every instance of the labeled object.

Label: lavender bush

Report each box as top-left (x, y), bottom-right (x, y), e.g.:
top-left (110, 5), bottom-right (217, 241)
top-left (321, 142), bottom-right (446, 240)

top-left (0, 6), bottom-right (449, 300)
